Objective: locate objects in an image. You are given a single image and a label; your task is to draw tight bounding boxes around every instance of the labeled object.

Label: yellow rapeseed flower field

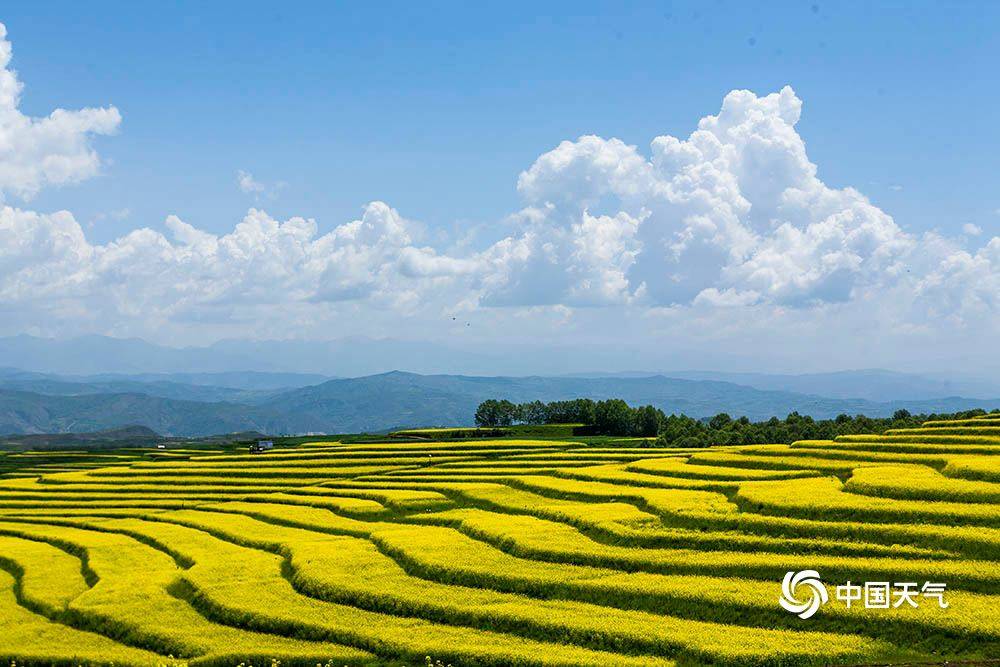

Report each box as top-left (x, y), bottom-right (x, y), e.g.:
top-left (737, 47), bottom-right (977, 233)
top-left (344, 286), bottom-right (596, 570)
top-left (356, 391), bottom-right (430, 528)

top-left (0, 418), bottom-right (997, 664)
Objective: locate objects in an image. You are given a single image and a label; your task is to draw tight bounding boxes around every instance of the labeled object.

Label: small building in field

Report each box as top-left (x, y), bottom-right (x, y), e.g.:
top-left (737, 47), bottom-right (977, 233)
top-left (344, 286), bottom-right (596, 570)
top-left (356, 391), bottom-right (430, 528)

top-left (249, 439), bottom-right (274, 453)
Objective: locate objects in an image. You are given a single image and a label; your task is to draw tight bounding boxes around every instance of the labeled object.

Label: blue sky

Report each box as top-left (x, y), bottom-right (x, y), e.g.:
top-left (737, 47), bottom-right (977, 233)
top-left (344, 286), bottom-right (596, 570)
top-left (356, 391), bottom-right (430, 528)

top-left (6, 1), bottom-right (997, 241)
top-left (0, 2), bottom-right (997, 374)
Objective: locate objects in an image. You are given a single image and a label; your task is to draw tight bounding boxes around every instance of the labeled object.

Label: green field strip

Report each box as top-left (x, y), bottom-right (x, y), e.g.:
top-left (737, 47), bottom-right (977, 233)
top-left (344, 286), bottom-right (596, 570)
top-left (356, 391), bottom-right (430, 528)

top-left (84, 464), bottom-right (422, 478)
top-left (194, 503), bottom-right (992, 653)
top-left (244, 492), bottom-right (389, 516)
top-left (198, 440), bottom-right (574, 458)
top-left (809, 441), bottom-right (1000, 456)
top-left (612, 501), bottom-right (998, 560)
top-left (397, 508), bottom-right (1000, 655)
top-left (838, 434), bottom-right (1000, 444)
top-left (74, 515), bottom-right (676, 667)
top-left (380, 463), bottom-right (558, 473)
top-left (0, 499), bottom-right (216, 509)
top-left (205, 500), bottom-right (961, 590)
top-left (381, 466), bottom-right (566, 476)
top-left (446, 479), bottom-right (704, 533)
top-left (47, 491), bottom-right (389, 516)
top-left (0, 483), bottom-right (301, 496)
top-left (506, 475), bottom-right (738, 516)
top-left (137, 507), bottom-right (886, 666)
top-left (567, 447), bottom-right (722, 455)
top-left (687, 450), bottom-right (899, 474)
top-left (846, 464), bottom-right (1000, 503)
top-left (353, 474), bottom-right (538, 484)
top-left (887, 427), bottom-right (1000, 437)
top-left (129, 455), bottom-right (479, 469)
top-left (626, 457), bottom-right (820, 480)
top-left (38, 473), bottom-right (393, 486)
top-left (0, 496), bottom-right (234, 510)
top-left (286, 482), bottom-right (451, 511)
top-left (140, 449), bottom-right (553, 465)
top-left (925, 417), bottom-right (1000, 426)
top-left (506, 452), bottom-right (691, 461)
top-left (32, 461), bottom-right (140, 468)
top-left (0, 569), bottom-right (165, 666)
top-left (36, 475), bottom-right (322, 487)
top-left (0, 485), bottom-right (300, 502)
top-left (736, 475), bottom-right (1000, 528)
top-left (0, 519), bottom-right (377, 665)
top-left (494, 476), bottom-right (949, 559)
top-left (280, 486), bottom-right (452, 511)
top-left (943, 456), bottom-right (1000, 483)
top-left (5, 452), bottom-right (139, 460)
top-left (433, 459), bottom-right (617, 468)
top-left (411, 480), bottom-right (943, 559)
top-left (0, 488), bottom-right (392, 517)
top-left (549, 463), bottom-right (745, 490)
top-left (5, 434), bottom-right (983, 666)
top-left (785, 442), bottom-right (955, 465)
top-left (835, 433), bottom-right (1000, 449)
top-left (0, 507), bottom-right (176, 517)
top-left (0, 534), bottom-right (91, 614)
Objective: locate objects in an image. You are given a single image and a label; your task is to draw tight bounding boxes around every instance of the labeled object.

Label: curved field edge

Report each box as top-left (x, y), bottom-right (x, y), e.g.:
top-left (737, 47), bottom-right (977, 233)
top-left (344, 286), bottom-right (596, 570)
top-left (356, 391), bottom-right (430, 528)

top-left (0, 417), bottom-right (996, 665)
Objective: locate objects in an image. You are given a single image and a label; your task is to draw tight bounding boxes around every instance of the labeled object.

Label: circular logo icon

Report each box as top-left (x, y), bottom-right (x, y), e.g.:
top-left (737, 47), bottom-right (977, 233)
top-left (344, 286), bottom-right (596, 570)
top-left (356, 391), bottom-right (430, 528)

top-left (779, 570), bottom-right (828, 619)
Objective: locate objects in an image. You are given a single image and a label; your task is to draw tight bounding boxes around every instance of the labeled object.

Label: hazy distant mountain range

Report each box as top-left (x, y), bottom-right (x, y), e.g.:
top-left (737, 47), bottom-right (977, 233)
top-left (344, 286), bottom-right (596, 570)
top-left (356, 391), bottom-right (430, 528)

top-left (6, 334), bottom-right (997, 391)
top-left (0, 334), bottom-right (996, 437)
top-left (0, 365), bottom-right (997, 438)
top-left (564, 369), bottom-right (1000, 403)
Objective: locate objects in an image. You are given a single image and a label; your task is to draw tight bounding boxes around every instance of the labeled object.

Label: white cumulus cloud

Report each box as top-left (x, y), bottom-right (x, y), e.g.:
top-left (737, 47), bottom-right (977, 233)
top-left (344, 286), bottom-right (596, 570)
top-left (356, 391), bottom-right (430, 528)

top-left (486, 86), bottom-right (922, 310)
top-left (0, 19), bottom-right (995, 361)
top-left (0, 24), bottom-right (120, 200)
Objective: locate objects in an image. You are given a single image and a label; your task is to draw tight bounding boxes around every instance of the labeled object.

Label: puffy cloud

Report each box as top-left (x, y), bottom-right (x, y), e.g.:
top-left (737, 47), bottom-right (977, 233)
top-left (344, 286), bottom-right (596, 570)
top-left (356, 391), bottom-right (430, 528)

top-left (0, 21), bottom-right (995, 355)
top-left (963, 223), bottom-right (982, 236)
top-left (912, 235), bottom-right (1000, 323)
top-left (398, 247), bottom-right (481, 278)
top-left (0, 24), bottom-right (120, 200)
top-left (489, 86), bottom-right (923, 310)
top-left (0, 201), bottom-right (482, 335)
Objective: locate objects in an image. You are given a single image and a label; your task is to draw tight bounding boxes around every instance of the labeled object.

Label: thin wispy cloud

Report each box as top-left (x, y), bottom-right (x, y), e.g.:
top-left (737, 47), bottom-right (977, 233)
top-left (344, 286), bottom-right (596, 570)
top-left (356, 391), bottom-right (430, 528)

top-left (236, 169), bottom-right (265, 194)
top-left (237, 169), bottom-right (285, 200)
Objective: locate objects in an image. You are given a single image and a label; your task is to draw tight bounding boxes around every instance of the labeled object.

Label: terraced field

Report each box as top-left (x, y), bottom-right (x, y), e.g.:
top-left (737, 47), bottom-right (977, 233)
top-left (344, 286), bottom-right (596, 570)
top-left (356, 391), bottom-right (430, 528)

top-left (0, 416), bottom-right (998, 665)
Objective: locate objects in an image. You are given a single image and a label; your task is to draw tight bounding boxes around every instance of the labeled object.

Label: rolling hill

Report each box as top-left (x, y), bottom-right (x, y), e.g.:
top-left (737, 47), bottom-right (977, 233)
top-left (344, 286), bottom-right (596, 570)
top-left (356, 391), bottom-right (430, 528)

top-left (0, 389), bottom-right (288, 437)
top-left (0, 370), bottom-right (997, 437)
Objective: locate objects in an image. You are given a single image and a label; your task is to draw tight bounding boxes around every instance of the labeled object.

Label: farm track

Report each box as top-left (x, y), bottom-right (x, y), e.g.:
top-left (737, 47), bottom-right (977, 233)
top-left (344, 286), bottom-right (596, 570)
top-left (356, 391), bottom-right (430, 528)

top-left (0, 423), bottom-right (998, 665)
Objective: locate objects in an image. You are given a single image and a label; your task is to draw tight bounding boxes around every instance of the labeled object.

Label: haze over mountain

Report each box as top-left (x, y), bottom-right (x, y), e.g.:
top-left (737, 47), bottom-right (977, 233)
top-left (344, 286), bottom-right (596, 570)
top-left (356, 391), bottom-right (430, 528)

top-left (2, 335), bottom-right (998, 398)
top-left (0, 334), bottom-right (735, 377)
top-left (1, 367), bottom-right (997, 438)
top-left (567, 369), bottom-right (1000, 402)
top-left (0, 13), bottom-right (996, 447)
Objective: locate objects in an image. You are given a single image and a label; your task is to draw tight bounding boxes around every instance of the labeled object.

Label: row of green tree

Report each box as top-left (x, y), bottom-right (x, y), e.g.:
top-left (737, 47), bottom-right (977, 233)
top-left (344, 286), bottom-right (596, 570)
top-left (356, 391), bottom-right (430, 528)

top-left (474, 398), bottom-right (664, 436)
top-left (473, 397), bottom-right (998, 445)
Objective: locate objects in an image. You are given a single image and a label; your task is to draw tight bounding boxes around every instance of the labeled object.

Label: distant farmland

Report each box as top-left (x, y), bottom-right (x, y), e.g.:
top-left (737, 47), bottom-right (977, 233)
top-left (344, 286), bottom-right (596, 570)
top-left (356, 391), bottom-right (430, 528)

top-left (0, 416), bottom-right (998, 664)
